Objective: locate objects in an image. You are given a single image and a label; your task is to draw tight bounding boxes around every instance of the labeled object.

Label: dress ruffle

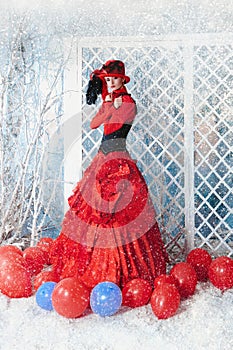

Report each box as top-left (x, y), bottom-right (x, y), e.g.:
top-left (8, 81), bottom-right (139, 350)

top-left (50, 150), bottom-right (168, 289)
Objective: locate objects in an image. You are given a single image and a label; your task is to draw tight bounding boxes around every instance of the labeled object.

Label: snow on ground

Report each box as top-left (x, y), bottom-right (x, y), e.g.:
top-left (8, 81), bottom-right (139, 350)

top-left (0, 282), bottom-right (232, 350)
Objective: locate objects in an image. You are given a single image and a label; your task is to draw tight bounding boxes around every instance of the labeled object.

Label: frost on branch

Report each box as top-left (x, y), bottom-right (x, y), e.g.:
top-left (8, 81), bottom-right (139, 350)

top-left (0, 11), bottom-right (75, 247)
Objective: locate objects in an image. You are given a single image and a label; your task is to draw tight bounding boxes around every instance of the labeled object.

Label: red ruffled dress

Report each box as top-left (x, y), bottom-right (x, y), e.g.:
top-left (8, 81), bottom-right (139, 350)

top-left (50, 86), bottom-right (168, 289)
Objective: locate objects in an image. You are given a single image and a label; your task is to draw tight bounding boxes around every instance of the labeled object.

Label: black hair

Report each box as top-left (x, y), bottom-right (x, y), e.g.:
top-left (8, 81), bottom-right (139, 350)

top-left (86, 75), bottom-right (103, 105)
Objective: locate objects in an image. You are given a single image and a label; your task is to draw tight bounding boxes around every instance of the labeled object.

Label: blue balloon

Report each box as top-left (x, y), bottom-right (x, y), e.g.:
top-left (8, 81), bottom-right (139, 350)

top-left (36, 281), bottom-right (57, 311)
top-left (90, 281), bottom-right (122, 317)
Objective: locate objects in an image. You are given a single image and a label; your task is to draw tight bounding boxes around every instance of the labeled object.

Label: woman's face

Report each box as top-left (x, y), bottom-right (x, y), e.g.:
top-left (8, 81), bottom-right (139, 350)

top-left (105, 76), bottom-right (124, 91)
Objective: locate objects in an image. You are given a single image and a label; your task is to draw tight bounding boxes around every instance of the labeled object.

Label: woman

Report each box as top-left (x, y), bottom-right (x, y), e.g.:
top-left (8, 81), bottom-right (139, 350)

top-left (50, 60), bottom-right (168, 289)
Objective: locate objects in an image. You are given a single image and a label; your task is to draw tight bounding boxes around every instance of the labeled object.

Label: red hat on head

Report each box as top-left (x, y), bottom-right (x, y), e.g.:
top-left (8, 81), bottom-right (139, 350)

top-left (95, 60), bottom-right (130, 83)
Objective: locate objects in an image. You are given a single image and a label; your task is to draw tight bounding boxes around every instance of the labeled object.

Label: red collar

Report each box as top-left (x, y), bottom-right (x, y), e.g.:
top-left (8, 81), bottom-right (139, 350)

top-left (112, 86), bottom-right (129, 98)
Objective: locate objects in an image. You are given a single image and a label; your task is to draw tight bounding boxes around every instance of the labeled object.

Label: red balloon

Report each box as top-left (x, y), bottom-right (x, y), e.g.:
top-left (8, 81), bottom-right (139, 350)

top-left (23, 247), bottom-right (46, 276)
top-left (187, 248), bottom-right (212, 281)
top-left (37, 237), bottom-right (54, 265)
top-left (0, 250), bottom-right (28, 268)
top-left (0, 245), bottom-right (23, 256)
top-left (150, 283), bottom-right (180, 319)
top-left (154, 274), bottom-right (177, 289)
top-left (208, 256), bottom-right (233, 291)
top-left (170, 262), bottom-right (197, 298)
top-left (122, 278), bottom-right (153, 308)
top-left (52, 277), bottom-right (90, 318)
top-left (33, 269), bottom-right (60, 291)
top-left (38, 237), bottom-right (54, 246)
top-left (0, 260), bottom-right (32, 298)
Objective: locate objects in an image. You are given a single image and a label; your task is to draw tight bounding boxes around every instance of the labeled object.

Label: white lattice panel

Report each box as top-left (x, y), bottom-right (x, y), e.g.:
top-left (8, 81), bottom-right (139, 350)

top-left (78, 35), bottom-right (233, 260)
top-left (193, 44), bottom-right (233, 256)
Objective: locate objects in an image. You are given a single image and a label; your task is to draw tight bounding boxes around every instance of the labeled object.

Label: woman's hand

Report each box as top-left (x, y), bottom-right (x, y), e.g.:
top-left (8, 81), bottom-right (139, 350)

top-left (105, 94), bottom-right (112, 102)
top-left (114, 96), bottom-right (122, 109)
